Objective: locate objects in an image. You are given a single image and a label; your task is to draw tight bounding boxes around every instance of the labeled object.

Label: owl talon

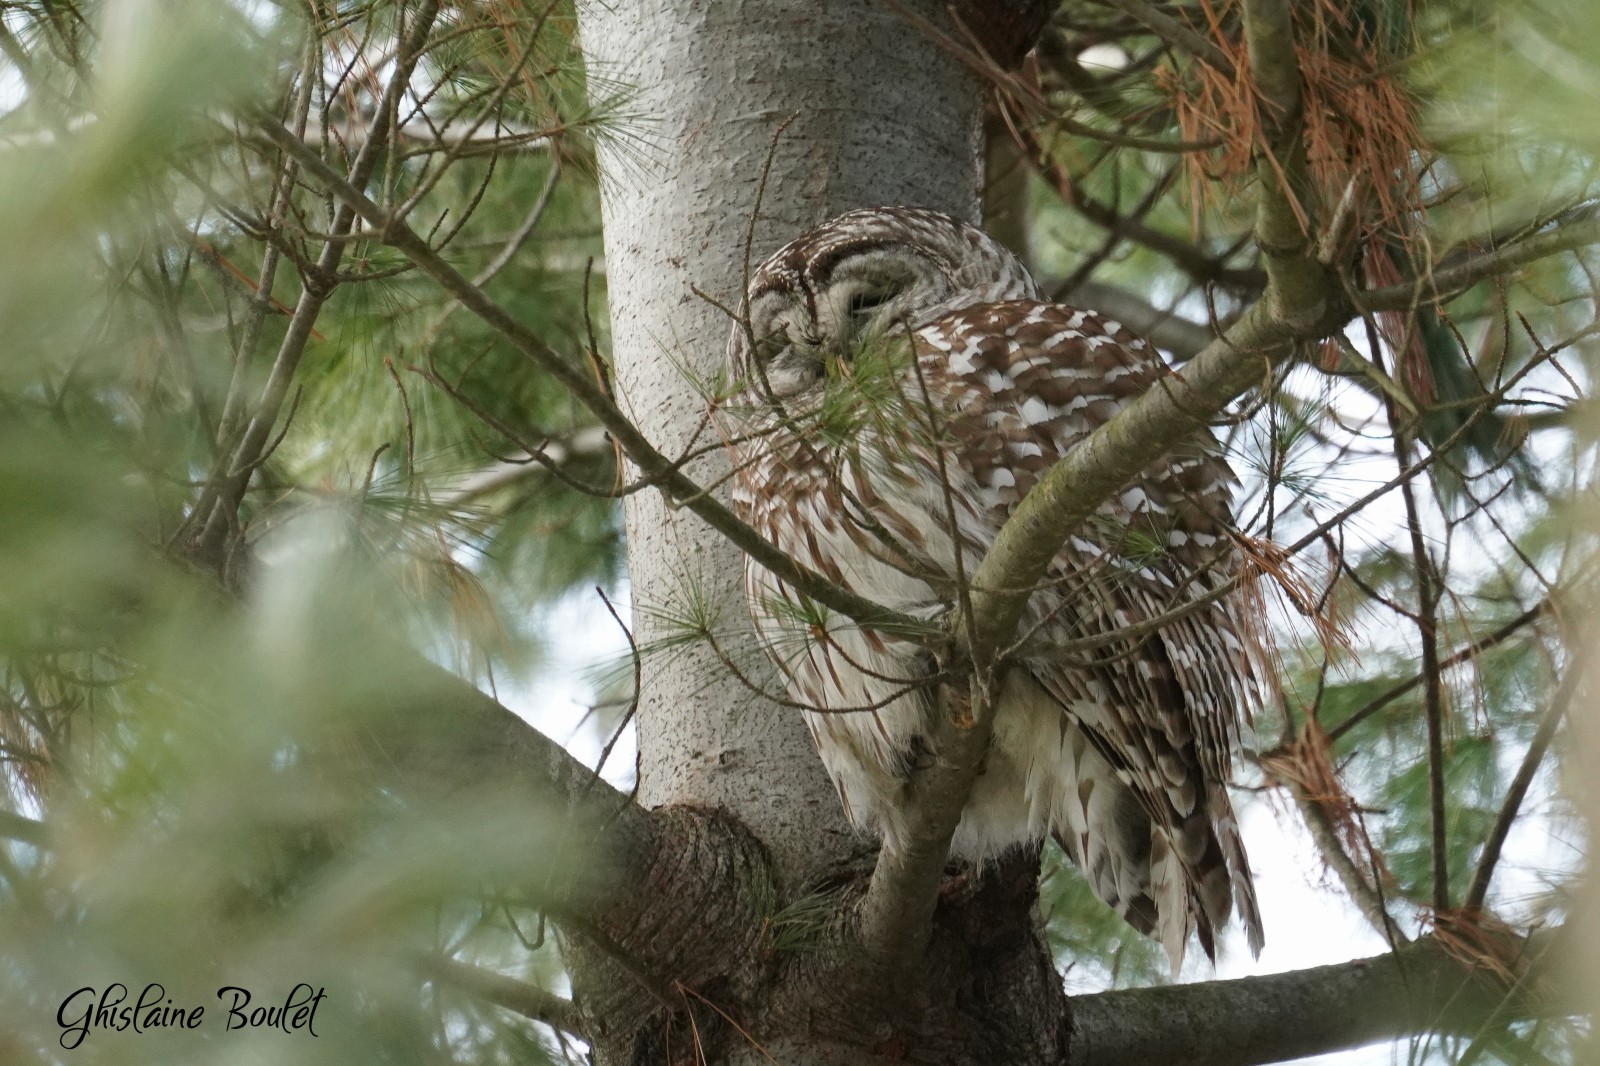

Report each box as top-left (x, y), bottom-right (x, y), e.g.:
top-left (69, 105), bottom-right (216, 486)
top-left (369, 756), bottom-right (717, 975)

top-left (937, 864), bottom-right (974, 902)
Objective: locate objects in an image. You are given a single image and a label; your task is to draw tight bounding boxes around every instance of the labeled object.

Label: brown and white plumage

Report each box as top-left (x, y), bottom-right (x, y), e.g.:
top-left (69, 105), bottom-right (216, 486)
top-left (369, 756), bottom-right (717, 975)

top-left (718, 206), bottom-right (1263, 968)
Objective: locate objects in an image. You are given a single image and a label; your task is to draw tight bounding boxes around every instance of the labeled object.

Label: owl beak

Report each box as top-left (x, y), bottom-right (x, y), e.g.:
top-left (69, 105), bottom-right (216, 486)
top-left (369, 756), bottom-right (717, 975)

top-left (765, 343), bottom-right (826, 395)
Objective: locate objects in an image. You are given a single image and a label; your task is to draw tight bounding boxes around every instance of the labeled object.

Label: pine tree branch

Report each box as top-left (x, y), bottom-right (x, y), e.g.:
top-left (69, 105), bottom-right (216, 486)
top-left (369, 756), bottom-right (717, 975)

top-left (857, 681), bottom-right (997, 970)
top-left (1386, 379), bottom-right (1453, 914)
top-left (858, 0), bottom-right (1334, 963)
top-left (1065, 930), bottom-right (1568, 1066)
top-left (364, 652), bottom-right (771, 1002)
top-left (962, 0), bottom-right (1328, 655)
top-left (1357, 216), bottom-right (1600, 312)
top-left (252, 117), bottom-right (927, 645)
top-left (1281, 777), bottom-right (1408, 945)
top-left (957, 278), bottom-right (1337, 662)
top-left (1325, 599), bottom-right (1551, 743)
top-left (361, 651), bottom-right (655, 866)
top-left (1241, 0), bottom-right (1321, 317)
top-left (420, 955), bottom-right (586, 1038)
top-left (187, 0), bottom-right (445, 567)
top-left (1027, 145), bottom-right (1266, 292)
top-left (438, 426), bottom-right (614, 508)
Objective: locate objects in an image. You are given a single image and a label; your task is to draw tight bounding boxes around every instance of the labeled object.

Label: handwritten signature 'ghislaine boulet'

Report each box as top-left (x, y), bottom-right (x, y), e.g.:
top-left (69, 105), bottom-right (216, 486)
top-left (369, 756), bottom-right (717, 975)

top-left (56, 983), bottom-right (326, 1049)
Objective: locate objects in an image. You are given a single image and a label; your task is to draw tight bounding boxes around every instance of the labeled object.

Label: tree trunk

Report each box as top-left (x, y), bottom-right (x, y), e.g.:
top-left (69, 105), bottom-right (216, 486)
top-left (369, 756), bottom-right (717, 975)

top-left (577, 1), bottom-right (985, 895)
top-left (573, 3), bottom-right (999, 1061)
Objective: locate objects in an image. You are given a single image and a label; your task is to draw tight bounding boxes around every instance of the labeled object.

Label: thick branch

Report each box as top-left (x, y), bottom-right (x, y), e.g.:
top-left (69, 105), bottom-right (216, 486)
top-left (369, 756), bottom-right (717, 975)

top-left (858, 681), bottom-right (996, 968)
top-left (1242, 0), bottom-right (1322, 319)
top-left (360, 651), bottom-right (771, 1005)
top-left (359, 650), bottom-right (655, 867)
top-left (962, 286), bottom-right (1334, 660)
top-left (1066, 931), bottom-right (1567, 1066)
top-left (962, 0), bottom-right (1328, 657)
top-left (868, 0), bottom-right (1333, 945)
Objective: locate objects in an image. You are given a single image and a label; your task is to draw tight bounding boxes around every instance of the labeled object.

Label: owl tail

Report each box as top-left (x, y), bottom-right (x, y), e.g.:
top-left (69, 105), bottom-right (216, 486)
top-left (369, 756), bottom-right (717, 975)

top-left (1215, 789), bottom-right (1266, 958)
top-left (1150, 787), bottom-right (1265, 974)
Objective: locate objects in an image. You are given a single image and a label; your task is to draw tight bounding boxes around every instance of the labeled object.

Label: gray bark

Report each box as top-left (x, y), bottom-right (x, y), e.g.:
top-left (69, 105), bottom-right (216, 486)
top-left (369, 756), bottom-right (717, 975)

top-left (578, 0), bottom-right (984, 888)
top-left (575, 4), bottom-right (1000, 1061)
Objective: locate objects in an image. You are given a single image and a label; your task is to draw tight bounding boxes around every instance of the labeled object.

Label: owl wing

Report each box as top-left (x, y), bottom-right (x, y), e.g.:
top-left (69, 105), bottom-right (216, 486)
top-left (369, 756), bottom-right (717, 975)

top-left (915, 300), bottom-right (1264, 967)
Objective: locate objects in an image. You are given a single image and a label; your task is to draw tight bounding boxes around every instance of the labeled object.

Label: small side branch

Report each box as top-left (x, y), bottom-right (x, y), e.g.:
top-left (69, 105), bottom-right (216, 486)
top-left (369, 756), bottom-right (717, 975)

top-left (1326, 599), bottom-right (1551, 743)
top-left (1357, 216), bottom-right (1600, 312)
top-left (1282, 777), bottom-right (1407, 945)
top-left (1102, 0), bottom-right (1237, 75)
top-left (438, 426), bottom-right (614, 509)
top-left (962, 0), bottom-right (1332, 657)
top-left (1463, 657), bottom-right (1582, 913)
top-left (422, 955), bottom-right (586, 1038)
top-left (0, 811), bottom-right (45, 847)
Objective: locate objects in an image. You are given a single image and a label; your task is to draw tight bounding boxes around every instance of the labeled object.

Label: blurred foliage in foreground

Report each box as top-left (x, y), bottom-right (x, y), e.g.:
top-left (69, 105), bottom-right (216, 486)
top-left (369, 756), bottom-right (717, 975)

top-left (0, 0), bottom-right (610, 1061)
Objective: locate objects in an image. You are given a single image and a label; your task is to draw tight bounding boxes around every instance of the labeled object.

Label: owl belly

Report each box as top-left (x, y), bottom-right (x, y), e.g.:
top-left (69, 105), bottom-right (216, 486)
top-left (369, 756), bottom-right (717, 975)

top-left (742, 454), bottom-right (1084, 860)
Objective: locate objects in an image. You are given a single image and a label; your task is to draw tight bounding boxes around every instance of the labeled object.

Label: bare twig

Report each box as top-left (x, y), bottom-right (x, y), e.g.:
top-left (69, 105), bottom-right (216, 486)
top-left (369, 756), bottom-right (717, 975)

top-left (419, 157), bottom-right (563, 349)
top-left (188, 0), bottom-right (445, 564)
top-left (1280, 774), bottom-right (1408, 945)
top-left (1367, 311), bottom-right (1453, 913)
top-left (1357, 216), bottom-right (1600, 313)
top-left (215, 32), bottom-right (319, 454)
top-left (1462, 656), bottom-right (1582, 913)
top-left (1099, 0), bottom-right (1237, 76)
top-left (1326, 600), bottom-right (1552, 743)
top-left (438, 427), bottom-right (613, 508)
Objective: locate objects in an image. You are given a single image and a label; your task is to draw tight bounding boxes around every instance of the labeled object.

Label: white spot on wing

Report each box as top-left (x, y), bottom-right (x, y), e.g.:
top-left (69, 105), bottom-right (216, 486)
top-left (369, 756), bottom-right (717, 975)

top-left (1019, 396), bottom-right (1053, 425)
top-left (984, 369), bottom-right (1015, 393)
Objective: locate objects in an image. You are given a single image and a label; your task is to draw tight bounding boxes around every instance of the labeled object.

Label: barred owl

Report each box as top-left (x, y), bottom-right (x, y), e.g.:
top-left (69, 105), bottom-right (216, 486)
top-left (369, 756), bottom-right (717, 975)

top-left (718, 206), bottom-right (1263, 968)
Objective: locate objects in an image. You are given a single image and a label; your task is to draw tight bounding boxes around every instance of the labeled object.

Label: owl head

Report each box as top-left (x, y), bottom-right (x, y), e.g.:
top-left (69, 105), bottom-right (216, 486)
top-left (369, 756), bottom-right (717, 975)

top-left (725, 206), bottom-right (1037, 399)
